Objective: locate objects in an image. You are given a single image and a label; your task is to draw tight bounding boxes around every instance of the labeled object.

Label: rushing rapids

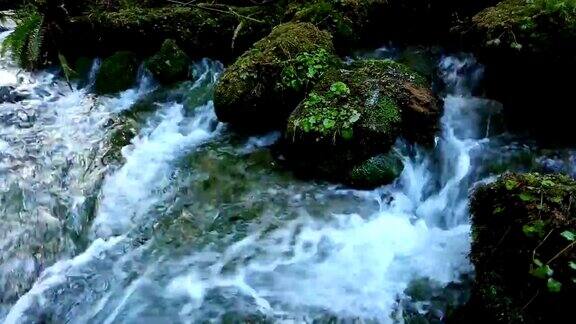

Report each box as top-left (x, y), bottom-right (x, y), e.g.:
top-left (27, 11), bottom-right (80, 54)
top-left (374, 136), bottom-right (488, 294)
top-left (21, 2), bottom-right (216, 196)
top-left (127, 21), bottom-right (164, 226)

top-left (2, 25), bottom-right (576, 322)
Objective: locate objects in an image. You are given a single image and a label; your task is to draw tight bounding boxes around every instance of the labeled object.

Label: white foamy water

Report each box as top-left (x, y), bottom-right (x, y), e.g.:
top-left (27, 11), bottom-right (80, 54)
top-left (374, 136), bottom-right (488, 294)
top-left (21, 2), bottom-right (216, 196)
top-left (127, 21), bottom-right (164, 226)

top-left (3, 47), bottom-right (511, 323)
top-left (93, 68), bottom-right (222, 237)
top-left (0, 27), bottom-right (155, 319)
top-left (159, 56), bottom-right (489, 323)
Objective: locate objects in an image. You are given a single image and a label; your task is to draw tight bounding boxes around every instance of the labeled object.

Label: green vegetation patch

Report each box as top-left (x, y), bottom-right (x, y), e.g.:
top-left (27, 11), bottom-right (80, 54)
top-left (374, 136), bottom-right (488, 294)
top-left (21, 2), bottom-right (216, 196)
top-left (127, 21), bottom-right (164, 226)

top-left (466, 172), bottom-right (576, 322)
top-left (214, 22), bottom-right (338, 131)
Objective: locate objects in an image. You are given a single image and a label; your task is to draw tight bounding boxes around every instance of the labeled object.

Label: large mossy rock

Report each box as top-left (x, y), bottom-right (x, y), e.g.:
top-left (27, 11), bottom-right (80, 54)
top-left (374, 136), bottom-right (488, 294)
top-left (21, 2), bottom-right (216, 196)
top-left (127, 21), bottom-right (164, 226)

top-left (464, 0), bottom-right (576, 143)
top-left (145, 39), bottom-right (191, 84)
top-left (283, 59), bottom-right (439, 185)
top-left (94, 51), bottom-right (139, 94)
top-left (214, 22), bottom-right (338, 131)
top-left (452, 172), bottom-right (576, 323)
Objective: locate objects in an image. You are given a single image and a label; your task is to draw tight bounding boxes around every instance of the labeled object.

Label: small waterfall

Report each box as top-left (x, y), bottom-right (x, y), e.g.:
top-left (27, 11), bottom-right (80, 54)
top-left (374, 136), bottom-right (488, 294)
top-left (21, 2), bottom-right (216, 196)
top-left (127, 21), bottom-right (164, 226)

top-left (3, 60), bottom-right (224, 323)
top-left (1, 41), bottom-right (532, 323)
top-left (155, 55), bottom-right (491, 322)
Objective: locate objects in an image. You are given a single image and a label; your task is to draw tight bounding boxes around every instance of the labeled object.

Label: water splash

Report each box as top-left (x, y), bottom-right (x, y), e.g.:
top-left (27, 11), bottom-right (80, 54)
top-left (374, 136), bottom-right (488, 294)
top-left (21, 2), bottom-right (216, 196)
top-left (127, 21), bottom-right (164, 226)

top-left (1, 50), bottom-right (525, 323)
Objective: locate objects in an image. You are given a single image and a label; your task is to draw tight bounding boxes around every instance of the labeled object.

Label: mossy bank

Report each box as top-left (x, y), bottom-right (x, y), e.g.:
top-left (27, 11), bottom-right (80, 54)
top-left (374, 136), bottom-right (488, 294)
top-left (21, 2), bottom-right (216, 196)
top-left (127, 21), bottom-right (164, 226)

top-left (452, 173), bottom-right (576, 323)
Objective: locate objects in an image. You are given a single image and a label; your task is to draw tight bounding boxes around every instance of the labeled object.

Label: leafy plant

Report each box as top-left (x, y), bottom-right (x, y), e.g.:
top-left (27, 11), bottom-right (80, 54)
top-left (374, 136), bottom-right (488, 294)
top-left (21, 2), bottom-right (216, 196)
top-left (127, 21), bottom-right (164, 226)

top-left (329, 81), bottom-right (350, 96)
top-left (523, 220), bottom-right (547, 238)
top-left (1, 8), bottom-right (45, 69)
top-left (280, 48), bottom-right (335, 90)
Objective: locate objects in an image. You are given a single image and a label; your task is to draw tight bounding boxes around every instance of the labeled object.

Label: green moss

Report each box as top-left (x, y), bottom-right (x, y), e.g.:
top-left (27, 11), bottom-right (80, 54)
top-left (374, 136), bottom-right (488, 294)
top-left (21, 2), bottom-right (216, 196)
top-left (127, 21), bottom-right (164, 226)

top-left (463, 172), bottom-right (576, 323)
top-left (286, 0), bottom-right (387, 49)
top-left (145, 39), bottom-right (190, 84)
top-left (102, 115), bottom-right (138, 164)
top-left (283, 58), bottom-right (437, 184)
top-left (289, 0), bottom-right (354, 43)
top-left (94, 51), bottom-right (139, 94)
top-left (279, 48), bottom-right (337, 91)
top-left (287, 59), bottom-right (433, 145)
top-left (472, 0), bottom-right (576, 51)
top-left (214, 22), bottom-right (338, 131)
top-left (348, 152), bottom-right (404, 189)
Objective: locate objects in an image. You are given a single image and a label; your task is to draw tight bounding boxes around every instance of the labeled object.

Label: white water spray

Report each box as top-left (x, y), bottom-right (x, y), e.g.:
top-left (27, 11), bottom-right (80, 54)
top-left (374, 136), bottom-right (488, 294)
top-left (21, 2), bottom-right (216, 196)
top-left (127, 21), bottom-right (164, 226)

top-left (3, 51), bottom-right (503, 323)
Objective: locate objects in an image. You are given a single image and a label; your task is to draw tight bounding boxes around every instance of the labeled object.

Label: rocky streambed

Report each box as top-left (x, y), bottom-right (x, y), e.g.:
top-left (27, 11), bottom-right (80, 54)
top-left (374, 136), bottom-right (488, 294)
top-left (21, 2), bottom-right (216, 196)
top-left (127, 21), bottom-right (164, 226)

top-left (1, 1), bottom-right (576, 323)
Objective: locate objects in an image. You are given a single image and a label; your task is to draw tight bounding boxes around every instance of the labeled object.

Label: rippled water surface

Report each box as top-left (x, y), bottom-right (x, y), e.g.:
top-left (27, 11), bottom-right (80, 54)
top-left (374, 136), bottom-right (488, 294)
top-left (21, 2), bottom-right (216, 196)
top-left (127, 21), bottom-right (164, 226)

top-left (2, 29), bottom-right (576, 323)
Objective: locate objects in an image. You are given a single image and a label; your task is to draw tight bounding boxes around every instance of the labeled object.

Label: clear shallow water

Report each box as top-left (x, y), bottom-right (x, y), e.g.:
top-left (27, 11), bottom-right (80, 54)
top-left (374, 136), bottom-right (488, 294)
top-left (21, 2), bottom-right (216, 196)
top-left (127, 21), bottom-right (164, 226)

top-left (1, 32), bottom-right (575, 323)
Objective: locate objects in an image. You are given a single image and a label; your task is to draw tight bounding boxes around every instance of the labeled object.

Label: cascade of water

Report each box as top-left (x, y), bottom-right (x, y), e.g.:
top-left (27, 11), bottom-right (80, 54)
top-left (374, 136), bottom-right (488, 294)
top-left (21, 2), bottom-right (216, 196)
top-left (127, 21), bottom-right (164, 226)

top-left (2, 42), bottom-right (508, 322)
top-left (3, 59), bottom-right (224, 323)
top-left (156, 55), bottom-right (489, 322)
top-left (0, 29), bottom-right (155, 319)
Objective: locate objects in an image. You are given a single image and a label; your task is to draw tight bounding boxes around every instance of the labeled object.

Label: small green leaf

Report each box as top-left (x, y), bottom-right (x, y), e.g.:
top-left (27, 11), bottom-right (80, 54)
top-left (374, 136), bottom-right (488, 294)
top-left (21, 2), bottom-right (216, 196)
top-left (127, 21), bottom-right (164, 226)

top-left (530, 264), bottom-right (553, 279)
top-left (322, 118), bottom-right (336, 130)
top-left (541, 179), bottom-right (555, 187)
top-left (519, 192), bottom-right (536, 202)
top-left (494, 206), bottom-right (504, 214)
top-left (505, 179), bottom-right (518, 191)
top-left (547, 278), bottom-right (562, 293)
top-left (523, 220), bottom-right (546, 238)
top-left (551, 196), bottom-right (563, 204)
top-left (568, 261), bottom-right (576, 270)
top-left (329, 82), bottom-right (350, 96)
top-left (348, 110), bottom-right (361, 124)
top-left (561, 230), bottom-right (576, 242)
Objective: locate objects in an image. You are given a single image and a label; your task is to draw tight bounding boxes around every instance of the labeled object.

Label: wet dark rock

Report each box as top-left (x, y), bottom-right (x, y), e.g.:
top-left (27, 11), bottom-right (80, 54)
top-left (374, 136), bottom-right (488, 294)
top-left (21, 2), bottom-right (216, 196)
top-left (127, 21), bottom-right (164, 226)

top-left (144, 39), bottom-right (191, 85)
top-left (0, 86), bottom-right (27, 103)
top-left (94, 51), bottom-right (139, 95)
top-left (348, 152), bottom-right (405, 189)
top-left (462, 0), bottom-right (576, 144)
top-left (70, 56), bottom-right (95, 87)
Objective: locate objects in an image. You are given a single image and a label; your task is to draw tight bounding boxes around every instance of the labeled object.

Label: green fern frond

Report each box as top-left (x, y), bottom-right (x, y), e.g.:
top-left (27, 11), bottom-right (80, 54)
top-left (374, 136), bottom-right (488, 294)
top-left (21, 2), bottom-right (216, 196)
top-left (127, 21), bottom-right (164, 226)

top-left (26, 15), bottom-right (44, 66)
top-left (1, 10), bottom-right (44, 69)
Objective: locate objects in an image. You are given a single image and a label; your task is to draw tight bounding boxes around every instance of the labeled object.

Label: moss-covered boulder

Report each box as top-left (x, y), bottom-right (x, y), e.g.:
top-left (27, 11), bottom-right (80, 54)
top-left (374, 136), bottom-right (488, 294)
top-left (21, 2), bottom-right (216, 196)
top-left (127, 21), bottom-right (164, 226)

top-left (214, 22), bottom-right (338, 131)
top-left (463, 0), bottom-right (576, 143)
top-left (283, 59), bottom-right (439, 185)
top-left (452, 172), bottom-right (576, 323)
top-left (145, 39), bottom-right (190, 84)
top-left (94, 51), bottom-right (139, 94)
top-left (348, 152), bottom-right (404, 189)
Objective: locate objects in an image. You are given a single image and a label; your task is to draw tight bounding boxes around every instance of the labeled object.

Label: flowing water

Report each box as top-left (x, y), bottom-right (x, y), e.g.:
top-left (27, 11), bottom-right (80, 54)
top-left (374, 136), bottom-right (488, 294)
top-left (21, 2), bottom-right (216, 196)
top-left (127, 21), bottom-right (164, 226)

top-left (1, 27), bottom-right (576, 323)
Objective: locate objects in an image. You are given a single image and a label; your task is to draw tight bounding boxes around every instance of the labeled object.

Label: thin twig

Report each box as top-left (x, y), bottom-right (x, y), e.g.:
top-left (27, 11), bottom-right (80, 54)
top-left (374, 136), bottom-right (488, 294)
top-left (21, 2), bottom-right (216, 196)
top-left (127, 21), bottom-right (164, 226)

top-left (547, 240), bottom-right (576, 265)
top-left (533, 229), bottom-right (554, 261)
top-left (521, 290), bottom-right (539, 312)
